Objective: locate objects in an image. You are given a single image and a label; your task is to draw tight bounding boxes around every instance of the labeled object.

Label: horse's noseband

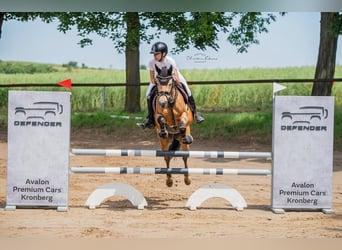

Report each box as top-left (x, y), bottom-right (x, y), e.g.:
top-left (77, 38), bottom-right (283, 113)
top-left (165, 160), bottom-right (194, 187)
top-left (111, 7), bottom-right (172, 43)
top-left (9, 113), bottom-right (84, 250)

top-left (157, 75), bottom-right (173, 85)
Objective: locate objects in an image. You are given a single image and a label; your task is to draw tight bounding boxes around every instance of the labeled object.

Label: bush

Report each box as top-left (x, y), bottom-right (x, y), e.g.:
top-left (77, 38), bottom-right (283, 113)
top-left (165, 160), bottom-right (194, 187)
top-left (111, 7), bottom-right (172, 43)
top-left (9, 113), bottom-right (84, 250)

top-left (0, 88), bottom-right (7, 108)
top-left (62, 61), bottom-right (78, 69)
top-left (0, 61), bottom-right (57, 74)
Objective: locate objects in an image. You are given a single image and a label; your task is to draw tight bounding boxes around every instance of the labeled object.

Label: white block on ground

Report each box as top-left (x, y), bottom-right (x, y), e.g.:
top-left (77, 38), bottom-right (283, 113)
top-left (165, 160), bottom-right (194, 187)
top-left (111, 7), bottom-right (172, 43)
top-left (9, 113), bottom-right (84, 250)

top-left (186, 183), bottom-right (247, 211)
top-left (85, 182), bottom-right (148, 210)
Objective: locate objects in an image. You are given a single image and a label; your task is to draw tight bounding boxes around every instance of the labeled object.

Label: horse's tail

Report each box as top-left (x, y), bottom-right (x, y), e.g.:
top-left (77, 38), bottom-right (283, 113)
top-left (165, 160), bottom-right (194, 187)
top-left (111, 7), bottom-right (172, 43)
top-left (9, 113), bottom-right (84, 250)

top-left (168, 137), bottom-right (180, 151)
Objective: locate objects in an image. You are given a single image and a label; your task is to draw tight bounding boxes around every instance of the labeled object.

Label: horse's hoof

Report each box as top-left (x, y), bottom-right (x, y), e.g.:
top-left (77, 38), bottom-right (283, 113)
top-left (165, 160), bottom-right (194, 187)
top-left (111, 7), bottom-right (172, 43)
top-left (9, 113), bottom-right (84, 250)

top-left (184, 177), bottom-right (191, 185)
top-left (159, 131), bottom-right (168, 139)
top-left (182, 134), bottom-right (193, 144)
top-left (166, 178), bottom-right (173, 187)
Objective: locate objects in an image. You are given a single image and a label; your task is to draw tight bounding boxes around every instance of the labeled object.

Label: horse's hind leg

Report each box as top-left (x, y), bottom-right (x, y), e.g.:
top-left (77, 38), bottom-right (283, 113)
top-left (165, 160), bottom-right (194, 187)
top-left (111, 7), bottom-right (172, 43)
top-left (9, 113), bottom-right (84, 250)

top-left (179, 123), bottom-right (192, 185)
top-left (159, 137), bottom-right (173, 187)
top-left (165, 156), bottom-right (173, 187)
top-left (165, 138), bottom-right (180, 187)
top-left (183, 156), bottom-right (191, 185)
top-left (181, 143), bottom-right (191, 185)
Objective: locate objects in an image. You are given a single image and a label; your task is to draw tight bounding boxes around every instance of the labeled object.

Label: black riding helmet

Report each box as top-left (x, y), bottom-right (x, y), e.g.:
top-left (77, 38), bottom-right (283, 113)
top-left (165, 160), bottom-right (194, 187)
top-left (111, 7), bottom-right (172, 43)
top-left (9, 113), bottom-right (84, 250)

top-left (150, 42), bottom-right (168, 55)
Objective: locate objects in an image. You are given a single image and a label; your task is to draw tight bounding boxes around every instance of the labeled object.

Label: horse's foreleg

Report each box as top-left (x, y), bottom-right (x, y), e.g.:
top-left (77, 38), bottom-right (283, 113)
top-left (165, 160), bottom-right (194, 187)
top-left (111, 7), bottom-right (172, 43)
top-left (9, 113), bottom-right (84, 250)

top-left (179, 113), bottom-right (193, 144)
top-left (157, 115), bottom-right (168, 139)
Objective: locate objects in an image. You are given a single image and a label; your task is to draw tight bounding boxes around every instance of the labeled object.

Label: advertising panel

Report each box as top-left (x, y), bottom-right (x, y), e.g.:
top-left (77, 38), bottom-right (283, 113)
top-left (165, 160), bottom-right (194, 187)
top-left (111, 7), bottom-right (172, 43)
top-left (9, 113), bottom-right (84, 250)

top-left (271, 96), bottom-right (334, 212)
top-left (6, 91), bottom-right (70, 211)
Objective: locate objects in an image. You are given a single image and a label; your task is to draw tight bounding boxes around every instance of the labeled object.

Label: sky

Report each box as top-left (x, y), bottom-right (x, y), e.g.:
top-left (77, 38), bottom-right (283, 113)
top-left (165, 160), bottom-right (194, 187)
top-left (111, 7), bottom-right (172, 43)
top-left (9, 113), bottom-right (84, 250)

top-left (0, 12), bottom-right (341, 70)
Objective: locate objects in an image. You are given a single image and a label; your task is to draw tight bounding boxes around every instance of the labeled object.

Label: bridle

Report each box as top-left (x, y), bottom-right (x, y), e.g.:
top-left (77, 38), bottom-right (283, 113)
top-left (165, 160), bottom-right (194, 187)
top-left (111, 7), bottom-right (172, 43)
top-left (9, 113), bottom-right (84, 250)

top-left (156, 75), bottom-right (178, 106)
top-left (155, 75), bottom-right (180, 128)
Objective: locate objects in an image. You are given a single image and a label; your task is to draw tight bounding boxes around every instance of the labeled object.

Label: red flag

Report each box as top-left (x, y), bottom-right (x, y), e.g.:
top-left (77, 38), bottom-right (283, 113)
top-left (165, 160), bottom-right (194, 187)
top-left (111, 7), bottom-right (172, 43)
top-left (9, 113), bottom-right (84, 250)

top-left (58, 79), bottom-right (72, 90)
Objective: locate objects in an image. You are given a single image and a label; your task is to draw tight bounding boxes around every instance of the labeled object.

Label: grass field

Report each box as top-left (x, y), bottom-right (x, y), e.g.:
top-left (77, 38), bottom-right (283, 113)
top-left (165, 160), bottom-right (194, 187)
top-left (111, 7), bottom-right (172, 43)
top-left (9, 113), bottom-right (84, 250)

top-left (1, 64), bottom-right (342, 112)
top-left (0, 62), bottom-right (342, 146)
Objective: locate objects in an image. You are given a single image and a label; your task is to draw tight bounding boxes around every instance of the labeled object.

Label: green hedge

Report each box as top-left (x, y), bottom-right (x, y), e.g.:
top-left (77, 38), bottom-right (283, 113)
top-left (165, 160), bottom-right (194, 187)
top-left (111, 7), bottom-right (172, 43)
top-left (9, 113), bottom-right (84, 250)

top-left (0, 61), bottom-right (57, 74)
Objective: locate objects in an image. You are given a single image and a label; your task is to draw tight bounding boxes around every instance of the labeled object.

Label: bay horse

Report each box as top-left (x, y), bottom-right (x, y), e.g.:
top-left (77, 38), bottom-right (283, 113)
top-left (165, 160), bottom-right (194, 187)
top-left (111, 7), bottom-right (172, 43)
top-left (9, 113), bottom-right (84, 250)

top-left (153, 65), bottom-right (194, 187)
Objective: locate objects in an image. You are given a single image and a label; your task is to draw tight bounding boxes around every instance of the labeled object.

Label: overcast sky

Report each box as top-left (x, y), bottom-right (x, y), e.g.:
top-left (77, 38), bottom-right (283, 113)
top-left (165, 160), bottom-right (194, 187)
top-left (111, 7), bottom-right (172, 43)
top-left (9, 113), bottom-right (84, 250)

top-left (0, 12), bottom-right (341, 70)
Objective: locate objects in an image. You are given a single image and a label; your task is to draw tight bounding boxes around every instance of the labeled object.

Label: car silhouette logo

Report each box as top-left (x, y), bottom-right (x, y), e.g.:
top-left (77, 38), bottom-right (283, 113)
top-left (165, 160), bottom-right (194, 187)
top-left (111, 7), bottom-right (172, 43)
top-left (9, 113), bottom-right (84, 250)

top-left (281, 106), bottom-right (328, 124)
top-left (14, 101), bottom-right (63, 120)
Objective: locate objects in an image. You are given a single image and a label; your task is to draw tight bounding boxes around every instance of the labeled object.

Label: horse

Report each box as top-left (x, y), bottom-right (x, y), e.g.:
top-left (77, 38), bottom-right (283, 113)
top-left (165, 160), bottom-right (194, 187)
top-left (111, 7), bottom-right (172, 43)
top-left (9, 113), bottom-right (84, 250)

top-left (153, 65), bottom-right (194, 187)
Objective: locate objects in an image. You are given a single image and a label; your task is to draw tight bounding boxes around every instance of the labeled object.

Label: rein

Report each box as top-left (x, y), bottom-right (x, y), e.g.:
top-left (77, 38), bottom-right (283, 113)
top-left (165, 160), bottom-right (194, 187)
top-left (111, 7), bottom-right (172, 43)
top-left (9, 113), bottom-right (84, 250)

top-left (157, 79), bottom-right (179, 127)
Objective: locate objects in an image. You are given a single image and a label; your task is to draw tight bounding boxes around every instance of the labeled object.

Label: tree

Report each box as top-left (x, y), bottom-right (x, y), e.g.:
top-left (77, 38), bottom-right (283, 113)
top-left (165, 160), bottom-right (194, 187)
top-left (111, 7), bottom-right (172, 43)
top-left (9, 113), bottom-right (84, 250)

top-left (312, 12), bottom-right (342, 96)
top-left (124, 12), bottom-right (141, 112)
top-left (0, 13), bottom-right (4, 38)
top-left (0, 12), bottom-right (54, 36)
top-left (51, 12), bottom-right (283, 112)
top-left (0, 12), bottom-right (284, 112)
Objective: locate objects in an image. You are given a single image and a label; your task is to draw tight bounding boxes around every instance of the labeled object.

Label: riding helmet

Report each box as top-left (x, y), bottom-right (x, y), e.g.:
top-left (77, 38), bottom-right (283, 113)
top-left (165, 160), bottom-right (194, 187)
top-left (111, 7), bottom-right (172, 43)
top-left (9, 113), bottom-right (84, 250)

top-left (150, 42), bottom-right (168, 54)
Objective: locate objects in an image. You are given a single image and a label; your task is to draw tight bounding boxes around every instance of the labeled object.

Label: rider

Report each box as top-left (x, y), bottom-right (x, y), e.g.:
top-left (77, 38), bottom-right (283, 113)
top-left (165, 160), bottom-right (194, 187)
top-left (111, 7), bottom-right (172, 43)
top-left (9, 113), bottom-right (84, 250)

top-left (138, 41), bottom-right (204, 129)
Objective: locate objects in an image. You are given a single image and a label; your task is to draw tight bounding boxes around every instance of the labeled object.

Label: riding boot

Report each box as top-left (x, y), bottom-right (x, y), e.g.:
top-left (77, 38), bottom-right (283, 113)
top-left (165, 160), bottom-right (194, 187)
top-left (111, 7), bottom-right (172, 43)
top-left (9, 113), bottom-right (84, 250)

top-left (138, 96), bottom-right (155, 129)
top-left (188, 95), bottom-right (204, 123)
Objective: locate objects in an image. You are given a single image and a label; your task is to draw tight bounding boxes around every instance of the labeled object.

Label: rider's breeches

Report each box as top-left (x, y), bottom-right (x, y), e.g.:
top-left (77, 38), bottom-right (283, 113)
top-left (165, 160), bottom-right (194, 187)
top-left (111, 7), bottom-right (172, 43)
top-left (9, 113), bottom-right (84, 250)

top-left (146, 83), bottom-right (155, 97)
top-left (181, 81), bottom-right (192, 97)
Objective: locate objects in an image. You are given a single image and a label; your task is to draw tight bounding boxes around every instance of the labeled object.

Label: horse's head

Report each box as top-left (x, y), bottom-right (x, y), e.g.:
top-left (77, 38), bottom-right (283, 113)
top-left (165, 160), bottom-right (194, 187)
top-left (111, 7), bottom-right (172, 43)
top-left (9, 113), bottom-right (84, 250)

top-left (155, 65), bottom-right (175, 109)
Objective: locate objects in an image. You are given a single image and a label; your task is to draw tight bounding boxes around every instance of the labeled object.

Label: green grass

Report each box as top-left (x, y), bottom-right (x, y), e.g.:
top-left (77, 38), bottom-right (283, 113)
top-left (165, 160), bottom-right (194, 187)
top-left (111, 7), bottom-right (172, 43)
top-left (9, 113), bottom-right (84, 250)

top-left (2, 64), bottom-right (341, 112)
top-left (69, 109), bottom-right (342, 147)
top-left (70, 111), bottom-right (274, 143)
top-left (2, 102), bottom-right (342, 148)
top-left (1, 62), bottom-right (342, 147)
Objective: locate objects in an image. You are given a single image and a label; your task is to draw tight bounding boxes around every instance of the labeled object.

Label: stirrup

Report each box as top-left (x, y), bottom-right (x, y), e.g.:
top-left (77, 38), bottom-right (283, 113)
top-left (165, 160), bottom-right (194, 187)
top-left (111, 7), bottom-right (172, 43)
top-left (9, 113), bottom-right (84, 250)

top-left (195, 113), bottom-right (204, 123)
top-left (137, 120), bottom-right (154, 129)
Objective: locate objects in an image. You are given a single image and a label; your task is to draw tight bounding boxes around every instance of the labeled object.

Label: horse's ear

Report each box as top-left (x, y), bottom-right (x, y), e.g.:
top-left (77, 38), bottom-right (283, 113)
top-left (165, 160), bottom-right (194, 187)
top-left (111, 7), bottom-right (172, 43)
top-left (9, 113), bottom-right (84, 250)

top-left (155, 65), bottom-right (161, 75)
top-left (168, 65), bottom-right (173, 76)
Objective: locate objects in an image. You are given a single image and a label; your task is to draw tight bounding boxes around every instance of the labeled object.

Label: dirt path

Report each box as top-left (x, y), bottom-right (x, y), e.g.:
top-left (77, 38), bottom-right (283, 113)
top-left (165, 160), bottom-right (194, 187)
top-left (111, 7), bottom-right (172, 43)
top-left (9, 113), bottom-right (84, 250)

top-left (0, 128), bottom-right (341, 238)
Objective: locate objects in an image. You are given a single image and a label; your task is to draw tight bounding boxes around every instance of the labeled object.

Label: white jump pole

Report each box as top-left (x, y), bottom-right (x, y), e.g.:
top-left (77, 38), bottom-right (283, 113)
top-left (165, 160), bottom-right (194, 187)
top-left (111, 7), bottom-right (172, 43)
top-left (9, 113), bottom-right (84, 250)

top-left (71, 149), bottom-right (272, 159)
top-left (71, 167), bottom-right (271, 176)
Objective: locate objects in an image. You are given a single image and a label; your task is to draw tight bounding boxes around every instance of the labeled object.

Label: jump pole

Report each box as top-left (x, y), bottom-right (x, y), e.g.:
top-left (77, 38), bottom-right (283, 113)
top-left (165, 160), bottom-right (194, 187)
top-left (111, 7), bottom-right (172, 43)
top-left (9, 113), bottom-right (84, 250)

top-left (70, 152), bottom-right (271, 210)
top-left (71, 149), bottom-right (272, 159)
top-left (71, 167), bottom-right (271, 176)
